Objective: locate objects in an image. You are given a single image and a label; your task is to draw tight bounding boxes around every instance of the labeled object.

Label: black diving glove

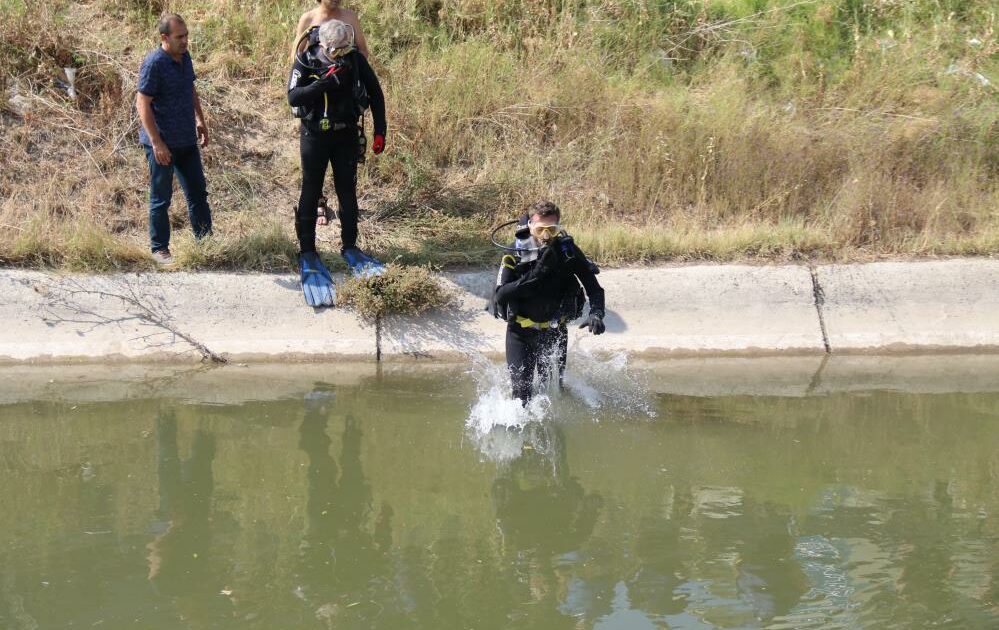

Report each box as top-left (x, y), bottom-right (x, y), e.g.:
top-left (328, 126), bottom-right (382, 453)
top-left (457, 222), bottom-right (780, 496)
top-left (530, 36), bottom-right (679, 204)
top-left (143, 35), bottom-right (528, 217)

top-left (310, 62), bottom-right (348, 93)
top-left (556, 234), bottom-right (576, 260)
top-left (530, 244), bottom-right (560, 280)
top-left (489, 290), bottom-right (505, 319)
top-left (579, 312), bottom-right (605, 335)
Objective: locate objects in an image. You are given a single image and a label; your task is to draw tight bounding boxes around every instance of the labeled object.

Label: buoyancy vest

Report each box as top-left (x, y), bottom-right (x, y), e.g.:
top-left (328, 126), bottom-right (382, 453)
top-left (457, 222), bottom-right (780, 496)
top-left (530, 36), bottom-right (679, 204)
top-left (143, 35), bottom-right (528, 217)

top-left (291, 27), bottom-right (369, 124)
top-left (491, 238), bottom-right (587, 324)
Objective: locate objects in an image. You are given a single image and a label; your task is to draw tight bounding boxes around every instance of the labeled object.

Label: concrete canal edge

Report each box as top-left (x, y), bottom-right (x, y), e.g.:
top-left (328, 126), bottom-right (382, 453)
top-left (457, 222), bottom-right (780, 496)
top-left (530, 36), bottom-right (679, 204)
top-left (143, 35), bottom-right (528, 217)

top-left (1, 259), bottom-right (997, 364)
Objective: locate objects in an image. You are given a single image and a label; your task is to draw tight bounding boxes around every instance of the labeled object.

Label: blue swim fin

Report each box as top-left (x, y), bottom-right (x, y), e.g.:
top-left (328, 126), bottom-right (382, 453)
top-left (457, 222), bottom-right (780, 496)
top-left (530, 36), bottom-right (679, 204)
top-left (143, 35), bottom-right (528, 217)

top-left (342, 247), bottom-right (386, 278)
top-left (299, 252), bottom-right (336, 307)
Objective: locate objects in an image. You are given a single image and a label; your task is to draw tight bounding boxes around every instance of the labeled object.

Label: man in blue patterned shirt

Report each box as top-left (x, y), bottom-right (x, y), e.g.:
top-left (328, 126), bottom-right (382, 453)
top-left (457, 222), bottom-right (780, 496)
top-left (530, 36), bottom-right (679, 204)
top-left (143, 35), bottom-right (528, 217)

top-left (136, 13), bottom-right (212, 265)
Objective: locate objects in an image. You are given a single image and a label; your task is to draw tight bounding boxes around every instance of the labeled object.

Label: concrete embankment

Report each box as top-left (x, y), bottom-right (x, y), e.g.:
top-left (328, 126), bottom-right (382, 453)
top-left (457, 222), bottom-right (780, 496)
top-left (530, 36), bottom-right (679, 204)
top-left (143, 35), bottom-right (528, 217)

top-left (1, 259), bottom-right (997, 363)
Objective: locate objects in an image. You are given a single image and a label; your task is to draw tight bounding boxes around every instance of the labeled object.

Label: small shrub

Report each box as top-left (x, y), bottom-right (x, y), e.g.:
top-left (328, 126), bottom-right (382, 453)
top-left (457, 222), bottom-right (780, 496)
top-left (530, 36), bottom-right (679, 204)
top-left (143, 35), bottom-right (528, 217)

top-left (336, 264), bottom-right (455, 319)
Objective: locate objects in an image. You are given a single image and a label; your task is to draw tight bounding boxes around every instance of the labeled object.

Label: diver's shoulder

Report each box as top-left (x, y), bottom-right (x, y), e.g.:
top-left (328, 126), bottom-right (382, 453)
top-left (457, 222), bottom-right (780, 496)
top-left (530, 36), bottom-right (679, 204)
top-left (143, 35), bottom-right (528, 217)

top-left (336, 7), bottom-right (360, 22)
top-left (351, 48), bottom-right (372, 66)
top-left (296, 9), bottom-right (319, 28)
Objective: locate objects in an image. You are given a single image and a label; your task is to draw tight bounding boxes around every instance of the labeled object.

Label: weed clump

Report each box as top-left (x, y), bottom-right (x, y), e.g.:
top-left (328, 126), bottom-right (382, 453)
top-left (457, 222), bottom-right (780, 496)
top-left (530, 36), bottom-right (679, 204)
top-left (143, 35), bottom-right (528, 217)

top-left (336, 265), bottom-right (455, 320)
top-left (171, 219), bottom-right (298, 271)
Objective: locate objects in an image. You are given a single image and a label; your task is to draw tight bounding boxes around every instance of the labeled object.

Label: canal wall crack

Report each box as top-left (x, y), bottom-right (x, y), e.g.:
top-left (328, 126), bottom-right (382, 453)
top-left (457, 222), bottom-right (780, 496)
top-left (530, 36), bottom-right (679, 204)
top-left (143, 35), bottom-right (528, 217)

top-left (375, 314), bottom-right (382, 361)
top-left (809, 265), bottom-right (832, 354)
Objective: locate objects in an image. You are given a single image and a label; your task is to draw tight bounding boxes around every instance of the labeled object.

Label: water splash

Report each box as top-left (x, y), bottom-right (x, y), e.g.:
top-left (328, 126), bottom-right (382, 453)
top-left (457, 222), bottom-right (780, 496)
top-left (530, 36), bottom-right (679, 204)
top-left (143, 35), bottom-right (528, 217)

top-left (464, 347), bottom-right (658, 462)
top-left (465, 356), bottom-right (548, 462)
top-left (561, 344), bottom-right (659, 420)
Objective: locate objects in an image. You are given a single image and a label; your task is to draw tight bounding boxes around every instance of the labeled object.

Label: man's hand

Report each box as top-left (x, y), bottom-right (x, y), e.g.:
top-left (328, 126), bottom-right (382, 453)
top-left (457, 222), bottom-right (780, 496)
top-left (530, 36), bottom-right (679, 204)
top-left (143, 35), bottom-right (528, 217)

top-left (540, 242), bottom-right (562, 269)
top-left (312, 73), bottom-right (340, 93)
top-left (322, 63), bottom-right (345, 79)
top-left (152, 139), bottom-right (172, 165)
top-left (578, 313), bottom-right (605, 335)
top-left (530, 244), bottom-right (560, 280)
top-left (372, 134), bottom-right (385, 154)
top-left (196, 120), bottom-right (209, 147)
top-left (316, 63), bottom-right (347, 89)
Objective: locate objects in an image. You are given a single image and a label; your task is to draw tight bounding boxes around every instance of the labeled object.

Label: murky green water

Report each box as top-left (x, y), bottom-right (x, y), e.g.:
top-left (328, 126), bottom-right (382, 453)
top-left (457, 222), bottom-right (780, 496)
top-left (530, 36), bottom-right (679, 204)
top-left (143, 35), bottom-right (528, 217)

top-left (1, 361), bottom-right (997, 629)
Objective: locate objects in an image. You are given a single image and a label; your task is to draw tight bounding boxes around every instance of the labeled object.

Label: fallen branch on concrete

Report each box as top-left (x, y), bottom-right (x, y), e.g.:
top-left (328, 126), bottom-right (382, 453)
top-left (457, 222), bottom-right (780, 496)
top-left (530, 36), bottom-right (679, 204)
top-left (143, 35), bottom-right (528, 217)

top-left (38, 276), bottom-right (227, 364)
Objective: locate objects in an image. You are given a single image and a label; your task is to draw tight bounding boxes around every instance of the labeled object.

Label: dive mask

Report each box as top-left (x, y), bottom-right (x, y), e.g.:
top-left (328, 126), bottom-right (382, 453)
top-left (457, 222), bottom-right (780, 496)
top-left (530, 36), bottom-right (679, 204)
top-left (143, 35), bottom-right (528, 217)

top-left (529, 222), bottom-right (561, 243)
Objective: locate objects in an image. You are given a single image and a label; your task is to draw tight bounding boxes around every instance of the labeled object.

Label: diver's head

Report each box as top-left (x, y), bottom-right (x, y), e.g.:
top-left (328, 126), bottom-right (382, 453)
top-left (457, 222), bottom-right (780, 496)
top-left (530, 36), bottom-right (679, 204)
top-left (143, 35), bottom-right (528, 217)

top-left (157, 13), bottom-right (188, 58)
top-left (527, 200), bottom-right (562, 245)
top-left (317, 19), bottom-right (354, 60)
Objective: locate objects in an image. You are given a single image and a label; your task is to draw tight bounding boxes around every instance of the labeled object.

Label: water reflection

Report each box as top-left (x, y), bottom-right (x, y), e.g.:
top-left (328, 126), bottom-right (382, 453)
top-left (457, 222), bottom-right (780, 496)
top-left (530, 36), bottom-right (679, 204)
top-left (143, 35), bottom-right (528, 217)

top-left (295, 388), bottom-right (400, 628)
top-left (785, 480), bottom-right (999, 628)
top-left (491, 422), bottom-right (604, 628)
top-left (147, 411), bottom-right (231, 621)
top-left (627, 485), bottom-right (695, 620)
top-left (0, 370), bottom-right (997, 629)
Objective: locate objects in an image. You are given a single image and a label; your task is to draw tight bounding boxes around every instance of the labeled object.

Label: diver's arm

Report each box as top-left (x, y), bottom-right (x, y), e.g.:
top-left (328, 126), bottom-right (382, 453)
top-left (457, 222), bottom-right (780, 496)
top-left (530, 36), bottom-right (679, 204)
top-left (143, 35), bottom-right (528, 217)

top-left (572, 252), bottom-right (605, 316)
top-left (577, 270), bottom-right (605, 317)
top-left (287, 59), bottom-right (340, 107)
top-left (494, 256), bottom-right (521, 306)
top-left (497, 243), bottom-right (565, 302)
top-left (490, 255), bottom-right (517, 316)
top-left (356, 55), bottom-right (386, 136)
top-left (498, 255), bottom-right (517, 283)
top-left (495, 262), bottom-right (549, 303)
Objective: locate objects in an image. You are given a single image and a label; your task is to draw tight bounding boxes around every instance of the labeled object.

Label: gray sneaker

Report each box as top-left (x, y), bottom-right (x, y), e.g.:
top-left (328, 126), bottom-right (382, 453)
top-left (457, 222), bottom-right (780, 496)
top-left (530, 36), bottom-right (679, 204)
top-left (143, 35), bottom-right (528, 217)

top-left (151, 248), bottom-right (174, 265)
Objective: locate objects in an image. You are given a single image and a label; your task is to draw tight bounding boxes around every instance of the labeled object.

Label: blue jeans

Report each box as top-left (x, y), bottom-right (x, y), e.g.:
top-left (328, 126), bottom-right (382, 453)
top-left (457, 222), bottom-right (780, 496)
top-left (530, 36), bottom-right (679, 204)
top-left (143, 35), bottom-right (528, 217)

top-left (144, 144), bottom-right (212, 252)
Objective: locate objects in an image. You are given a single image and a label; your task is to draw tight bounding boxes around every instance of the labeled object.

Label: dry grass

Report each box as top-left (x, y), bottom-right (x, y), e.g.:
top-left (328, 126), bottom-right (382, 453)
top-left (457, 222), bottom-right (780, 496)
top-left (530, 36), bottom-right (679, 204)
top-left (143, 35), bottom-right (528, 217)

top-left (336, 264), bottom-right (455, 319)
top-left (1, 0), bottom-right (997, 272)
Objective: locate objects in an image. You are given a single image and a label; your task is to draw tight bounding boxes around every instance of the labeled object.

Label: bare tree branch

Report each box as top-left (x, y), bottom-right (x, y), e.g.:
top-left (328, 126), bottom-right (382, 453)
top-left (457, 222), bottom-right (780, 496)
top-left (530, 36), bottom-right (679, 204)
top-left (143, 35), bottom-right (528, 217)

top-left (37, 276), bottom-right (228, 364)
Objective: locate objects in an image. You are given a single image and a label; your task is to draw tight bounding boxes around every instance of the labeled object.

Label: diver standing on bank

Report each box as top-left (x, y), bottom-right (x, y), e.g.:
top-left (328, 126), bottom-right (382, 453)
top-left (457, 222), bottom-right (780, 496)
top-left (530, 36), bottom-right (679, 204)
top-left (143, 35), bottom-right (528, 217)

top-left (492, 201), bottom-right (606, 404)
top-left (288, 19), bottom-right (387, 304)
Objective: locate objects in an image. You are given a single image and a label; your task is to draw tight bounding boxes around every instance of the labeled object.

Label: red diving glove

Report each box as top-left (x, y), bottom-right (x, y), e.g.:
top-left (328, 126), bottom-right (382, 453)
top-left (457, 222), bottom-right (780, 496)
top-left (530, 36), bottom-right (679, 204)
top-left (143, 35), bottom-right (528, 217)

top-left (372, 134), bottom-right (385, 154)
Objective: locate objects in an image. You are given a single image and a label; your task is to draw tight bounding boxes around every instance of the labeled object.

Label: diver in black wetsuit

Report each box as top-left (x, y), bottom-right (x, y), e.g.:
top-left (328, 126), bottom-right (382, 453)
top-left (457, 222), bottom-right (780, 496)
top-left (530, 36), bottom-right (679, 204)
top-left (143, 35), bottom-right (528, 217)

top-left (287, 19), bottom-right (386, 263)
top-left (492, 201), bottom-right (606, 404)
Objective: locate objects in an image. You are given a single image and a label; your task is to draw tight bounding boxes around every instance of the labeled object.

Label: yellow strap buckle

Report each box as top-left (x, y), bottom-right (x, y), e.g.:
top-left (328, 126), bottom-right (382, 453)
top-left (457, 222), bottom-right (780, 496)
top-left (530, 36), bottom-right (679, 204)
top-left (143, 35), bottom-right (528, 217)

top-left (515, 316), bottom-right (548, 329)
top-left (515, 316), bottom-right (565, 330)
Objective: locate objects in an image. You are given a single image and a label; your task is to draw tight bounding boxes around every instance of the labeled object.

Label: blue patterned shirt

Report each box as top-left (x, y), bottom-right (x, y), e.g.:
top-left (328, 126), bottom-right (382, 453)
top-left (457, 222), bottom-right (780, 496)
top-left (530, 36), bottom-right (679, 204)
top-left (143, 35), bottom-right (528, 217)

top-left (137, 48), bottom-right (198, 148)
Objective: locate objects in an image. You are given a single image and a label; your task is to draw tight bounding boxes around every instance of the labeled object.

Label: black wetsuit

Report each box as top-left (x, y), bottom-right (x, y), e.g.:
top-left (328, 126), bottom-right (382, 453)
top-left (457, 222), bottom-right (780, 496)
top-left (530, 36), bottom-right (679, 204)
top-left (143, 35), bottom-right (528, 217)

top-left (494, 238), bottom-right (605, 404)
top-left (287, 48), bottom-right (386, 254)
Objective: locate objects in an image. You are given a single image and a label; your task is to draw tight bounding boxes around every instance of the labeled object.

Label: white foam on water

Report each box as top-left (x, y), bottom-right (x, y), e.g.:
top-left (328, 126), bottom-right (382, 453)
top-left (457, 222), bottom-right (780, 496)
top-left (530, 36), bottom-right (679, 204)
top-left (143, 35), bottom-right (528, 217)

top-left (470, 425), bottom-right (528, 464)
top-left (464, 346), bottom-right (658, 462)
top-left (561, 344), bottom-right (659, 420)
top-left (466, 356), bottom-right (548, 432)
top-left (464, 355), bottom-right (549, 462)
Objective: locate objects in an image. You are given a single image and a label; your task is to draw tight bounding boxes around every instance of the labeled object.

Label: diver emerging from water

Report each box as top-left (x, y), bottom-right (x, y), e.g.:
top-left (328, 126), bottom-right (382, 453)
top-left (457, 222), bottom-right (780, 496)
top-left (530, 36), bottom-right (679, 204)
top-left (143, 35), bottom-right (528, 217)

top-left (491, 201), bottom-right (606, 404)
top-left (288, 19), bottom-right (386, 302)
